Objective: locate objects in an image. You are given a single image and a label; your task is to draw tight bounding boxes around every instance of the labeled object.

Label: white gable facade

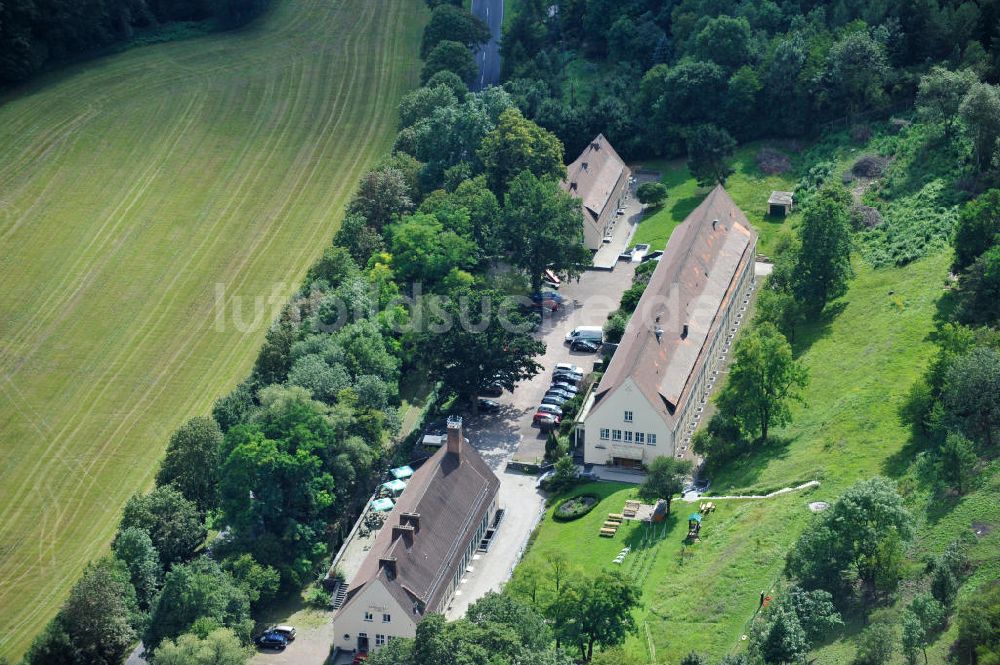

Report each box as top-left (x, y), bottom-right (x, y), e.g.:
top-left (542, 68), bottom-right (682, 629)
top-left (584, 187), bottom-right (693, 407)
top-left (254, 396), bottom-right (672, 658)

top-left (583, 377), bottom-right (675, 467)
top-left (333, 578), bottom-right (418, 654)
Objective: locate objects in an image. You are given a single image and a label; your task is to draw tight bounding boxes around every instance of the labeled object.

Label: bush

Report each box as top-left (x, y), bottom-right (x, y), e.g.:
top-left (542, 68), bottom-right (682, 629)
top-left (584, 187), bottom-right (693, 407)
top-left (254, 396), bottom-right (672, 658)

top-left (304, 585), bottom-right (331, 608)
top-left (553, 494), bottom-right (598, 521)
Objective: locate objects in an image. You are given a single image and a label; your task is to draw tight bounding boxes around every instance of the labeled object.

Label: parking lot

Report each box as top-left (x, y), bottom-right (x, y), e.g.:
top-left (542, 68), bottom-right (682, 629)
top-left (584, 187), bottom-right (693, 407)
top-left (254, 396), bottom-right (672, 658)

top-left (443, 263), bottom-right (637, 616)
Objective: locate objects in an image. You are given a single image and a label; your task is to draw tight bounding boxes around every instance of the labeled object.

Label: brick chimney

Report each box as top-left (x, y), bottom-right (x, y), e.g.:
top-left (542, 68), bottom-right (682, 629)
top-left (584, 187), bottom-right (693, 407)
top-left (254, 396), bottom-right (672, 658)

top-left (401, 512), bottom-right (421, 532)
top-left (392, 524), bottom-right (414, 541)
top-left (378, 557), bottom-right (397, 579)
top-left (446, 416), bottom-right (463, 456)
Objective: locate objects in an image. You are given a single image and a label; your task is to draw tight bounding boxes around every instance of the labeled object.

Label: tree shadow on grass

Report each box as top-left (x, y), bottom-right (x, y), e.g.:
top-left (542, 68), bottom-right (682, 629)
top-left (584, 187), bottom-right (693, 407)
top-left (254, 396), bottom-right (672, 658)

top-left (669, 194), bottom-right (704, 223)
top-left (707, 435), bottom-right (797, 493)
top-left (790, 301), bottom-right (848, 359)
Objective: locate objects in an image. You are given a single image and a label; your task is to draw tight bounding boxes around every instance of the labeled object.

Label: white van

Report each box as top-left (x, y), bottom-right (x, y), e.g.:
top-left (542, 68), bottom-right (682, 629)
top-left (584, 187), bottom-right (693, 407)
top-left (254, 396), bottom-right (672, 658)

top-left (565, 326), bottom-right (604, 344)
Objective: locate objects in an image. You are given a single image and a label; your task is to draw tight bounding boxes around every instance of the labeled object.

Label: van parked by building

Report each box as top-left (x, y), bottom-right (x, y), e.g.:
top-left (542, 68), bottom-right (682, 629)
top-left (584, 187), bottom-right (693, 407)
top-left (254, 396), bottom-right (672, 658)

top-left (565, 326), bottom-right (604, 344)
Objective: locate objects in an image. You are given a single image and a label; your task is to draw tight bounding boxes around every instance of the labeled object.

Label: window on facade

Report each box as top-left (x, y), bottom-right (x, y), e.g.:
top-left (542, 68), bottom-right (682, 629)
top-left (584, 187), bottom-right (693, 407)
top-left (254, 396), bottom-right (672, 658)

top-left (383, 613), bottom-right (391, 623)
top-left (612, 429), bottom-right (622, 441)
top-left (358, 632), bottom-right (368, 639)
top-left (635, 432), bottom-right (645, 444)
top-left (648, 433), bottom-right (657, 445)
top-left (599, 428), bottom-right (610, 440)
top-left (376, 634), bottom-right (386, 647)
top-left (623, 431), bottom-right (633, 442)
top-left (364, 612), bottom-right (373, 622)
top-left (624, 410), bottom-right (633, 422)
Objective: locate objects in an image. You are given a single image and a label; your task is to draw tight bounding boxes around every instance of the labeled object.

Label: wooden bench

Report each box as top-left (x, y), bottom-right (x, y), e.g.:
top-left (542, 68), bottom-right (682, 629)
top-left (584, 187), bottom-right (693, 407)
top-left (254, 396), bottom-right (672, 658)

top-left (599, 528), bottom-right (617, 537)
top-left (602, 521), bottom-right (620, 529)
top-left (607, 513), bottom-right (624, 522)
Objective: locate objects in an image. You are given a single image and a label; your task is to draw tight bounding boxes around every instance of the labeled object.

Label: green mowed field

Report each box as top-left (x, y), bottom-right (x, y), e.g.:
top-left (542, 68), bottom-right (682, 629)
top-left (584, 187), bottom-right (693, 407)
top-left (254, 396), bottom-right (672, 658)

top-left (0, 1), bottom-right (424, 658)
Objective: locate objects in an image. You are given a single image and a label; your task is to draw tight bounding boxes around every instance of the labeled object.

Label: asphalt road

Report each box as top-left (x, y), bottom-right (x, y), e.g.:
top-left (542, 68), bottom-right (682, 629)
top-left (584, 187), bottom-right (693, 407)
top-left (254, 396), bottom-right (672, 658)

top-left (471, 0), bottom-right (503, 90)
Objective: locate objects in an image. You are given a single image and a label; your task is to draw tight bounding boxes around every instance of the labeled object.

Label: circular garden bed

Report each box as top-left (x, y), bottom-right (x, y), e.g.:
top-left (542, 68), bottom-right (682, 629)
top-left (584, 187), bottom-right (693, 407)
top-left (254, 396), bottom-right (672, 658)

top-left (554, 494), bottom-right (599, 522)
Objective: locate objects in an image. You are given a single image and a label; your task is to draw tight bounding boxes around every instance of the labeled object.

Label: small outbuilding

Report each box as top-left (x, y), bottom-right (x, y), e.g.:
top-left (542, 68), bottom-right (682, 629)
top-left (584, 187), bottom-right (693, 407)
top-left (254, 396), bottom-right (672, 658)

top-left (768, 191), bottom-right (794, 217)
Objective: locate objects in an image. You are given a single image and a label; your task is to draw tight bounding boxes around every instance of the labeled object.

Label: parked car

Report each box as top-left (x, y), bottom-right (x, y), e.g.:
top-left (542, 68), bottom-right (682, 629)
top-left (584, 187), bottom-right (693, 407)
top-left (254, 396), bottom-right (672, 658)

top-left (544, 269), bottom-right (561, 287)
top-left (541, 394), bottom-right (567, 406)
top-left (641, 250), bottom-right (664, 263)
top-left (536, 404), bottom-right (563, 416)
top-left (268, 625), bottom-right (296, 642)
top-left (528, 296), bottom-right (559, 311)
top-left (546, 387), bottom-right (576, 400)
top-left (570, 338), bottom-right (601, 352)
top-left (551, 381), bottom-right (579, 394)
top-left (537, 415), bottom-right (560, 431)
top-left (478, 398), bottom-right (500, 413)
top-left (553, 370), bottom-right (583, 384)
top-left (536, 470), bottom-right (555, 488)
top-left (553, 363), bottom-right (583, 375)
top-left (530, 291), bottom-right (564, 303)
top-left (533, 411), bottom-right (562, 425)
top-left (479, 382), bottom-right (503, 397)
top-left (256, 632), bottom-right (288, 650)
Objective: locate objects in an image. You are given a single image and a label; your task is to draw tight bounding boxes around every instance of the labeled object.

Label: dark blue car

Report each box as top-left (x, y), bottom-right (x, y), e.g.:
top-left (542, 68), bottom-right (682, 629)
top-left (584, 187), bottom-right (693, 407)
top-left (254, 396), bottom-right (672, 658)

top-left (256, 631), bottom-right (288, 650)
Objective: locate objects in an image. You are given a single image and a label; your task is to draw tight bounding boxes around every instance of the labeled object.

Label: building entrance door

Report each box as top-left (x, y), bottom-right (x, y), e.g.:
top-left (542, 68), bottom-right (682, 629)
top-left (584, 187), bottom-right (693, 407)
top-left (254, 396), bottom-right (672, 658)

top-left (357, 634), bottom-right (369, 651)
top-left (612, 457), bottom-right (643, 469)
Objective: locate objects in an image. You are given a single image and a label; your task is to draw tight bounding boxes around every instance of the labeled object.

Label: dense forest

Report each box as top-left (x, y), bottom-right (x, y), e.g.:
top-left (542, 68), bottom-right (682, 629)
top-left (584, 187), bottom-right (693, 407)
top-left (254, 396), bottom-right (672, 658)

top-left (0, 0), bottom-right (268, 85)
top-left (501, 0), bottom-right (1000, 164)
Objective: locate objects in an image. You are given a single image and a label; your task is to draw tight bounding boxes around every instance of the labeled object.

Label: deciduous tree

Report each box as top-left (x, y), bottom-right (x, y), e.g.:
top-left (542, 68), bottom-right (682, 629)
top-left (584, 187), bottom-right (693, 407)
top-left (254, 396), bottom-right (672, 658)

top-left (637, 457), bottom-right (692, 516)
top-left (952, 189), bottom-right (1000, 272)
top-left (120, 485), bottom-right (206, 567)
top-left (421, 40), bottom-right (478, 85)
top-left (145, 557), bottom-right (252, 650)
top-left (418, 286), bottom-right (543, 407)
top-left (636, 182), bottom-right (668, 207)
top-left (501, 170), bottom-right (590, 290)
top-left (686, 124), bottom-right (736, 186)
top-left (421, 4), bottom-right (490, 58)
top-left (478, 107), bottom-right (565, 195)
top-left (794, 186), bottom-right (853, 314)
top-left (153, 628), bottom-right (252, 665)
top-left (155, 416), bottom-right (223, 513)
top-left (715, 323), bottom-right (808, 442)
top-left (549, 570), bottom-right (640, 661)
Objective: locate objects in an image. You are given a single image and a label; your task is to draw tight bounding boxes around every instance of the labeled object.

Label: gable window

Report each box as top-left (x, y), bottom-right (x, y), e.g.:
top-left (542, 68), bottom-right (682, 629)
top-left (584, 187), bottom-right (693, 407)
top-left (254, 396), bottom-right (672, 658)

top-left (635, 432), bottom-right (645, 444)
top-left (623, 431), bottom-right (633, 442)
top-left (599, 428), bottom-right (610, 440)
top-left (383, 613), bottom-right (391, 623)
top-left (376, 634), bottom-right (386, 647)
top-left (611, 429), bottom-right (622, 441)
top-left (647, 433), bottom-right (657, 445)
top-left (624, 410), bottom-right (633, 422)
top-left (364, 612), bottom-right (373, 622)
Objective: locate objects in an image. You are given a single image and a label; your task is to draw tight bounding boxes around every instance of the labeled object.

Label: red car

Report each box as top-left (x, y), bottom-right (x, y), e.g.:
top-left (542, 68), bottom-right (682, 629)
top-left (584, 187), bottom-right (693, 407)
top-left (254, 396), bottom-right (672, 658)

top-left (533, 411), bottom-right (561, 425)
top-left (353, 653), bottom-right (369, 664)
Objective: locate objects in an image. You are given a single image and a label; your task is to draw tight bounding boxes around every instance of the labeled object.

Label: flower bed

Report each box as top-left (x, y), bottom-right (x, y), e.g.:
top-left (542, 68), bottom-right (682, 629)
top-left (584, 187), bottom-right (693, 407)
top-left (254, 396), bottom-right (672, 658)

top-left (553, 494), bottom-right (599, 522)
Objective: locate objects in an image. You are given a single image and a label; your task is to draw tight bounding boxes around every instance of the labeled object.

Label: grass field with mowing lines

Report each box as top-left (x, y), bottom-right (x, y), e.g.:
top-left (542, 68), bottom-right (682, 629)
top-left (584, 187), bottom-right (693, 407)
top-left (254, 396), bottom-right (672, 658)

top-left (0, 1), bottom-right (425, 658)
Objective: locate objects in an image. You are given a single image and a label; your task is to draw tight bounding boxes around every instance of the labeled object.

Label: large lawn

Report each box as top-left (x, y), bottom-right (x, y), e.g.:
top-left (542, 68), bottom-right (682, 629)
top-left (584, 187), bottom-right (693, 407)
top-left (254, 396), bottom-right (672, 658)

top-left (0, 1), bottom-right (425, 658)
top-left (513, 483), bottom-right (812, 663)
top-left (513, 249), bottom-right (959, 662)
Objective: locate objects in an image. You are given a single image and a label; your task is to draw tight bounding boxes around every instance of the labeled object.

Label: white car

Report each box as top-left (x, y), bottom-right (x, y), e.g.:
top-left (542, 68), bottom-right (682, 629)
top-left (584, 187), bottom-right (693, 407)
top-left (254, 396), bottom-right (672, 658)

top-left (553, 363), bottom-right (583, 375)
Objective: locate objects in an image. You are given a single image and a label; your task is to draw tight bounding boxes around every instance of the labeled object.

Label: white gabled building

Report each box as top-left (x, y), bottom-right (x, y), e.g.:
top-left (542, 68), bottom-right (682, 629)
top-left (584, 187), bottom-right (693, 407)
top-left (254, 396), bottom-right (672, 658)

top-left (580, 186), bottom-right (757, 467)
top-left (332, 417), bottom-right (499, 655)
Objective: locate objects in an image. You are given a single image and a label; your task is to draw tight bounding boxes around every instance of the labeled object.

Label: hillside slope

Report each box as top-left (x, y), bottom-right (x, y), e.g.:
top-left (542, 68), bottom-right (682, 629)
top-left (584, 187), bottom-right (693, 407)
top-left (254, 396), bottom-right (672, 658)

top-left (0, 1), bottom-right (425, 658)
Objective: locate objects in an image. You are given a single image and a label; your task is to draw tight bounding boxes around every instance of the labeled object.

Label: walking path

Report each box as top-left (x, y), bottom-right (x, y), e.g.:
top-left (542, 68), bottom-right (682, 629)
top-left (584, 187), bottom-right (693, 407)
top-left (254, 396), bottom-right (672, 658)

top-left (681, 480), bottom-right (820, 503)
